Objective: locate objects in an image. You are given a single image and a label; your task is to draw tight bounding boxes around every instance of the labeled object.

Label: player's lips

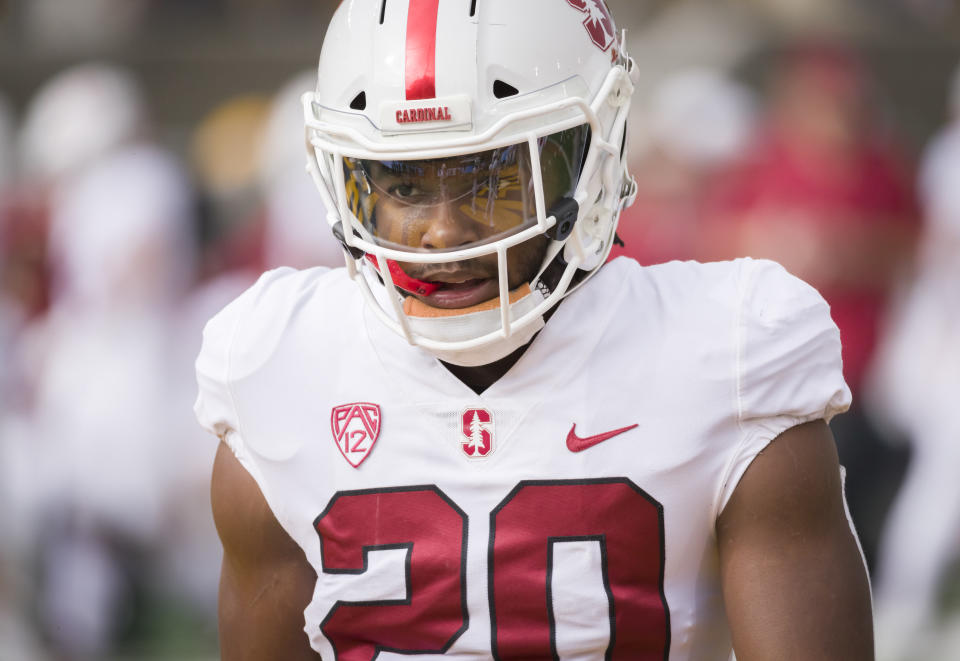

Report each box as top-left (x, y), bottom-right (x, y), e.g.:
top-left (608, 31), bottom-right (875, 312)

top-left (415, 272), bottom-right (499, 309)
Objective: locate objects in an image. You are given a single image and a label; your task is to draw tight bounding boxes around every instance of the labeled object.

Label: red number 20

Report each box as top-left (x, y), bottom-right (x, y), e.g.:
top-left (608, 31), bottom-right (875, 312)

top-left (314, 479), bottom-right (668, 660)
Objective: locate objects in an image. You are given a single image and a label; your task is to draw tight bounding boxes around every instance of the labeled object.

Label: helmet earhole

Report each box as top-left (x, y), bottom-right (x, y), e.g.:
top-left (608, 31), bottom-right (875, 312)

top-left (349, 92), bottom-right (367, 111)
top-left (546, 197), bottom-right (579, 241)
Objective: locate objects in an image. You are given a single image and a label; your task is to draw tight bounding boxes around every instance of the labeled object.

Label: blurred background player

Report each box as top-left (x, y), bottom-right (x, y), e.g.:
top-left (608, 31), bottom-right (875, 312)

top-left (0, 92), bottom-right (11, 187)
top-left (190, 94), bottom-right (272, 282)
top-left (610, 66), bottom-right (757, 266)
top-left (0, 84), bottom-right (49, 661)
top-left (258, 69), bottom-right (343, 272)
top-left (868, 60), bottom-right (960, 661)
top-left (16, 62), bottom-right (204, 659)
top-left (0, 90), bottom-right (21, 403)
top-left (189, 74), bottom-right (341, 288)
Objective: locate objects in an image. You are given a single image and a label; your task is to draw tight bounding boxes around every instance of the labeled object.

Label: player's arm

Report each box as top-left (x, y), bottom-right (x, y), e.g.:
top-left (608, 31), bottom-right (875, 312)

top-left (717, 419), bottom-right (874, 661)
top-left (211, 441), bottom-right (321, 661)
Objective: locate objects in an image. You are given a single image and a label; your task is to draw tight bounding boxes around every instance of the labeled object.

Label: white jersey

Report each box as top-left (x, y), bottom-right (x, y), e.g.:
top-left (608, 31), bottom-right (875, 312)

top-left (195, 257), bottom-right (850, 660)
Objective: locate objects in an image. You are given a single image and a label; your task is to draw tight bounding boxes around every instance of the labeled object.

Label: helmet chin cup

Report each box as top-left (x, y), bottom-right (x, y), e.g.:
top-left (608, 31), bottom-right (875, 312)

top-left (426, 315), bottom-right (546, 367)
top-left (405, 287), bottom-right (548, 367)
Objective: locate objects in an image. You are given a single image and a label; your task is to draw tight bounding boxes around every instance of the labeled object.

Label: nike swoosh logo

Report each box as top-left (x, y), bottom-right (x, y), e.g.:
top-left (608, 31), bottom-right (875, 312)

top-left (566, 423), bottom-right (639, 453)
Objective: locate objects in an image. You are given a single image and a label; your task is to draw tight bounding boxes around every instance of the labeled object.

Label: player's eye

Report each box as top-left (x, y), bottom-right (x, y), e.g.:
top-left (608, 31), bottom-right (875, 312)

top-left (389, 183), bottom-right (420, 199)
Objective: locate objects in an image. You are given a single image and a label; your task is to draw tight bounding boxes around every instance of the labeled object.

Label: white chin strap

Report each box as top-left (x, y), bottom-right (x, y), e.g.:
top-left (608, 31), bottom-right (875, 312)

top-left (405, 289), bottom-right (547, 367)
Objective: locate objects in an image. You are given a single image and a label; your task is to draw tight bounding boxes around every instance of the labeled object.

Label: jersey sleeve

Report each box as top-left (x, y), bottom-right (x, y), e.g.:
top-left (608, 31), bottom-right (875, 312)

top-left (718, 259), bottom-right (852, 511)
top-left (193, 269), bottom-right (297, 457)
top-left (193, 282), bottom-right (253, 443)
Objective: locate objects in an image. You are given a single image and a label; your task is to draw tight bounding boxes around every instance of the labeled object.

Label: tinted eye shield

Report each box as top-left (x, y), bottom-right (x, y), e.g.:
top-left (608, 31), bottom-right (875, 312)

top-left (343, 144), bottom-right (536, 253)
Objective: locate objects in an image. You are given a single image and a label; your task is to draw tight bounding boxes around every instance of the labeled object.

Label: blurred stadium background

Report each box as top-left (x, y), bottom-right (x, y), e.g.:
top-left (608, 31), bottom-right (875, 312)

top-left (1, 1), bottom-right (959, 659)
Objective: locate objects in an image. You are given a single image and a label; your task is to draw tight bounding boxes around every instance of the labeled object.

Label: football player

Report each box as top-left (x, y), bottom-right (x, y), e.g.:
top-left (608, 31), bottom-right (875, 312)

top-left (197, 1), bottom-right (873, 659)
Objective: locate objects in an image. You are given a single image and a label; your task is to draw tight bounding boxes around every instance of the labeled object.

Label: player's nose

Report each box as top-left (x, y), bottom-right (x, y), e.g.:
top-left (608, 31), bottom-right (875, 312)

top-left (419, 201), bottom-right (480, 250)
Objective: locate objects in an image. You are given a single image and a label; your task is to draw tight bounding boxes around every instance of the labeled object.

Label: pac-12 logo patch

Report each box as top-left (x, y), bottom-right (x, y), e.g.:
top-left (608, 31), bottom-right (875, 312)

top-left (461, 408), bottom-right (494, 459)
top-left (331, 403), bottom-right (381, 468)
top-left (566, 0), bottom-right (616, 52)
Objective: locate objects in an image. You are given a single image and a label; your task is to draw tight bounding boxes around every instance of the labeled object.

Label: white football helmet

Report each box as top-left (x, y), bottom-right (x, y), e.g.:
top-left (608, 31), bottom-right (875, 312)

top-left (304, 0), bottom-right (637, 366)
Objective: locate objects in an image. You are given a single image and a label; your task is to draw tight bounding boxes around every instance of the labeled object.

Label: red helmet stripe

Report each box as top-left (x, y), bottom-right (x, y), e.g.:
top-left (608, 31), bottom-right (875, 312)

top-left (405, 0), bottom-right (440, 100)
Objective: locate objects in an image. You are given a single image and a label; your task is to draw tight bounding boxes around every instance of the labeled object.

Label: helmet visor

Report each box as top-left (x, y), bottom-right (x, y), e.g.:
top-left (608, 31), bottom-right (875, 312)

top-left (342, 125), bottom-right (589, 254)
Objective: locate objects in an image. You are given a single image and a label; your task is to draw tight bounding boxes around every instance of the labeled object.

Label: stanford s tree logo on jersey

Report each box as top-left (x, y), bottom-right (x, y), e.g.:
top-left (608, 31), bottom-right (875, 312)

top-left (461, 408), bottom-right (494, 458)
top-left (565, 0), bottom-right (616, 52)
top-left (331, 403), bottom-right (381, 468)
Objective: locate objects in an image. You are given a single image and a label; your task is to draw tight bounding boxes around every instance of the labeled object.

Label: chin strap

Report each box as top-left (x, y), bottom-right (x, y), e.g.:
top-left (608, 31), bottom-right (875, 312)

top-left (532, 245), bottom-right (572, 300)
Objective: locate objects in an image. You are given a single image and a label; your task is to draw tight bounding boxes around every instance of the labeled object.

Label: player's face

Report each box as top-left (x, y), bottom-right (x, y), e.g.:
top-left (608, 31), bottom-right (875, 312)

top-left (356, 147), bottom-right (545, 309)
top-left (343, 128), bottom-right (587, 309)
top-left (371, 164), bottom-right (548, 308)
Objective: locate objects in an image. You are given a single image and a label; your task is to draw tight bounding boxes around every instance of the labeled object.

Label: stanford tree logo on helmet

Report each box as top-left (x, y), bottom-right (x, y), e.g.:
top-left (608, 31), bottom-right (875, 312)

top-left (566, 0), bottom-right (616, 52)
